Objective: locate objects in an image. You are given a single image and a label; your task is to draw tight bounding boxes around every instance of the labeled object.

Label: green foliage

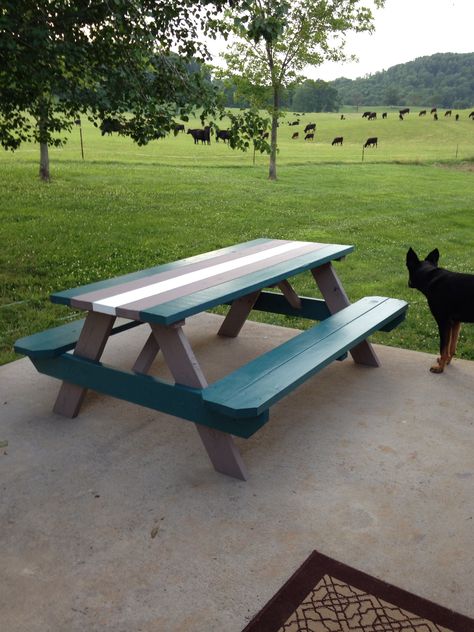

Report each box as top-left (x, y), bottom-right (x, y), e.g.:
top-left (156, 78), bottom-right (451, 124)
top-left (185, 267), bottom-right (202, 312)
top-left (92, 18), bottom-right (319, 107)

top-left (292, 80), bottom-right (341, 113)
top-left (333, 53), bottom-right (474, 108)
top-left (0, 0), bottom-right (230, 176)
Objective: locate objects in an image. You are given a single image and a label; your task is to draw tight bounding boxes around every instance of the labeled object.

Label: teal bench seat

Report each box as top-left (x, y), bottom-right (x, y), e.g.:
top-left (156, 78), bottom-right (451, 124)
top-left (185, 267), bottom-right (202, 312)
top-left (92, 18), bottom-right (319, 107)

top-left (14, 318), bottom-right (142, 359)
top-left (14, 296), bottom-right (407, 439)
top-left (202, 296), bottom-right (407, 419)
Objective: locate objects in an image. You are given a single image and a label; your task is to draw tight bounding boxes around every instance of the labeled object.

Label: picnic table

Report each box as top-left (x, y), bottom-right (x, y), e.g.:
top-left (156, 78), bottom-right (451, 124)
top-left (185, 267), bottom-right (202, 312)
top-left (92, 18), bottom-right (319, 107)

top-left (15, 238), bottom-right (408, 480)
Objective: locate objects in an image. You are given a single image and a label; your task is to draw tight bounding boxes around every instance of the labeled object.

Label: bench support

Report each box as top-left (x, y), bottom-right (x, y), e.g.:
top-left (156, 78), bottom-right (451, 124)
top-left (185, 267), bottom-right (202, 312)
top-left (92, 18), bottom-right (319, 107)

top-left (312, 263), bottom-right (380, 367)
top-left (218, 291), bottom-right (261, 338)
top-left (53, 312), bottom-right (116, 418)
top-left (151, 323), bottom-right (248, 480)
top-left (132, 332), bottom-right (160, 374)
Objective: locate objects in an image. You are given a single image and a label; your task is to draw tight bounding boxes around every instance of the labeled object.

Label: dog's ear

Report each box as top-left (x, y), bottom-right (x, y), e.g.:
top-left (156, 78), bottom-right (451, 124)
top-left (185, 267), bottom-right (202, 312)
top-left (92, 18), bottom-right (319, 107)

top-left (425, 248), bottom-right (440, 266)
top-left (406, 247), bottom-right (419, 267)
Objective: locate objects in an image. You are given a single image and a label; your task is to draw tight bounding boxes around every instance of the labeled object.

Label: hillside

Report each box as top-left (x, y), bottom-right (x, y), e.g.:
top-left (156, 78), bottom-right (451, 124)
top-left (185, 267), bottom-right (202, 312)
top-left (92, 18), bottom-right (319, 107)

top-left (332, 52), bottom-right (474, 108)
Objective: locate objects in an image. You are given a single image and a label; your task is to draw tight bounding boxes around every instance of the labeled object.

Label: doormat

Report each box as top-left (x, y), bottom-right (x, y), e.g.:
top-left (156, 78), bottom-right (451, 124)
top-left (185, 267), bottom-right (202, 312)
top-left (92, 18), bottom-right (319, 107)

top-left (242, 551), bottom-right (473, 632)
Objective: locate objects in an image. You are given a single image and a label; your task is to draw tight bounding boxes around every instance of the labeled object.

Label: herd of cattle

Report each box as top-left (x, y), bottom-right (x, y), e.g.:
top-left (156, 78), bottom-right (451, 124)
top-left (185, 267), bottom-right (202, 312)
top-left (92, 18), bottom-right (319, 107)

top-left (100, 108), bottom-right (474, 150)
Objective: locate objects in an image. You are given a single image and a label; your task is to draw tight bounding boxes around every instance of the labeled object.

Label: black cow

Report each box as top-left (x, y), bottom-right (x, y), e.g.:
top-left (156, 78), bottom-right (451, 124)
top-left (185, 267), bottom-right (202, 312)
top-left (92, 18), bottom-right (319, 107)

top-left (433, 113), bottom-right (438, 120)
top-left (187, 127), bottom-right (210, 144)
top-left (331, 136), bottom-right (343, 146)
top-left (399, 113), bottom-right (404, 120)
top-left (469, 111), bottom-right (474, 119)
top-left (340, 114), bottom-right (346, 120)
top-left (216, 129), bottom-right (231, 143)
top-left (382, 112), bottom-right (387, 119)
top-left (455, 114), bottom-right (459, 121)
top-left (364, 137), bottom-right (377, 148)
top-left (291, 132), bottom-right (299, 139)
top-left (172, 123), bottom-right (185, 134)
top-left (304, 123), bottom-right (316, 133)
top-left (362, 111), bottom-right (372, 118)
top-left (431, 108), bottom-right (437, 114)
top-left (304, 133), bottom-right (314, 141)
top-left (444, 110), bottom-right (452, 117)
top-left (368, 112), bottom-right (377, 120)
top-left (288, 120), bottom-right (300, 126)
top-left (399, 108), bottom-right (410, 115)
top-left (100, 117), bottom-right (122, 136)
top-left (419, 110), bottom-right (426, 116)
top-left (261, 131), bottom-right (269, 139)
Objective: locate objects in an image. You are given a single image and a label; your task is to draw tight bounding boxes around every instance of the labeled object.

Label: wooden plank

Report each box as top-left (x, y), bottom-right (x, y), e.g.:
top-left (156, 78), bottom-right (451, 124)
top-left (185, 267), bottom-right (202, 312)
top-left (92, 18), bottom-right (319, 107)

top-left (33, 355), bottom-right (268, 438)
top-left (249, 291), bottom-right (331, 321)
top-left (203, 297), bottom-right (407, 418)
top-left (277, 280), bottom-right (302, 309)
top-left (312, 263), bottom-right (380, 367)
top-left (151, 323), bottom-right (249, 480)
top-left (51, 238), bottom-right (272, 306)
top-left (69, 239), bottom-right (287, 311)
top-left (53, 312), bottom-right (115, 418)
top-left (139, 244), bottom-right (354, 325)
top-left (14, 318), bottom-right (142, 359)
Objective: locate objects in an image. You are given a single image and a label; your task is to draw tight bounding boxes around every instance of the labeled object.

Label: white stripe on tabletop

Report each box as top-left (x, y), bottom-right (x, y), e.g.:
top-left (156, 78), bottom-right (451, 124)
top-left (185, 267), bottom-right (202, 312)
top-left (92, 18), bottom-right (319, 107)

top-left (93, 241), bottom-right (310, 315)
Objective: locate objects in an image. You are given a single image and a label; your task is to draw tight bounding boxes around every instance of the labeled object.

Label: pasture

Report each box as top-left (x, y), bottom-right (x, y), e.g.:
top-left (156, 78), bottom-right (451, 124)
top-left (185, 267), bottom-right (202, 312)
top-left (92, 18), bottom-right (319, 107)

top-left (1, 108), bottom-right (473, 365)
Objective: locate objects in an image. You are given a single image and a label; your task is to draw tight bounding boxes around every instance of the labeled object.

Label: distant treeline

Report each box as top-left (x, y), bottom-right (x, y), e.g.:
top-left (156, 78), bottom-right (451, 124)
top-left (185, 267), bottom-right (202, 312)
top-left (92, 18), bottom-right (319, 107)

top-left (331, 52), bottom-right (474, 109)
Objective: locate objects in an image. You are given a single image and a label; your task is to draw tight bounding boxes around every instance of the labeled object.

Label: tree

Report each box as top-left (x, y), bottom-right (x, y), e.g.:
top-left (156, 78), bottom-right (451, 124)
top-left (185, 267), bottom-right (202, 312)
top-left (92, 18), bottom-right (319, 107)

top-left (292, 79), bottom-right (341, 113)
top-left (0, 1), bottom-right (230, 180)
top-left (219, 0), bottom-right (384, 180)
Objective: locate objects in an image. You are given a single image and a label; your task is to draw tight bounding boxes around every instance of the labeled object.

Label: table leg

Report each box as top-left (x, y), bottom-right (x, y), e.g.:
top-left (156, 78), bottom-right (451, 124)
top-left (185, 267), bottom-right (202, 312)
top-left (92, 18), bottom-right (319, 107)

top-left (277, 280), bottom-right (302, 309)
top-left (132, 332), bottom-right (160, 374)
top-left (151, 323), bottom-right (248, 480)
top-left (53, 312), bottom-right (116, 417)
top-left (218, 290), bottom-right (261, 338)
top-left (311, 263), bottom-right (380, 367)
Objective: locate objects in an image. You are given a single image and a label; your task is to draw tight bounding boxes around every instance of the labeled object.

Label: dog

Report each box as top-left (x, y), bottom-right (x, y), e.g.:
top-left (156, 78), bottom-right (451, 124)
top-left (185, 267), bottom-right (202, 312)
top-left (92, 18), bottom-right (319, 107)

top-left (406, 247), bottom-right (474, 373)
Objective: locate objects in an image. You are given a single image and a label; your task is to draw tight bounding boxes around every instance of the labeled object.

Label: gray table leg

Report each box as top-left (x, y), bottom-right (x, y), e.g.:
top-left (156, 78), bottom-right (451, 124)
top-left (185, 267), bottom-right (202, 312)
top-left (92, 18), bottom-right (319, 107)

top-left (132, 332), bottom-right (160, 374)
top-left (151, 323), bottom-right (249, 480)
top-left (53, 311), bottom-right (116, 417)
top-left (312, 263), bottom-right (380, 367)
top-left (218, 290), bottom-right (261, 338)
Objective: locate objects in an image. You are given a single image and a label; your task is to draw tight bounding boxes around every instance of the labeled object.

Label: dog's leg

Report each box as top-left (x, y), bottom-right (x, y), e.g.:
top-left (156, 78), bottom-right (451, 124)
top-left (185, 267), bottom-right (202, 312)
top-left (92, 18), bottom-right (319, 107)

top-left (431, 320), bottom-right (451, 373)
top-left (447, 321), bottom-right (462, 364)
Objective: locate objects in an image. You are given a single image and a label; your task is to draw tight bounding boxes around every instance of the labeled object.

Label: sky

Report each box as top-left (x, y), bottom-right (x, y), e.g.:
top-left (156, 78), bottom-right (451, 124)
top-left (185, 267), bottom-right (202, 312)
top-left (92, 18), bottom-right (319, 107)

top-left (208, 0), bottom-right (473, 81)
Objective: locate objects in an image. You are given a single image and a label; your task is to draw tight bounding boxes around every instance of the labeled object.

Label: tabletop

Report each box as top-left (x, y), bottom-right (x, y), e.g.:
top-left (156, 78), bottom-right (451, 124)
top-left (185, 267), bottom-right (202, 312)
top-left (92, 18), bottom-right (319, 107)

top-left (51, 238), bottom-right (353, 325)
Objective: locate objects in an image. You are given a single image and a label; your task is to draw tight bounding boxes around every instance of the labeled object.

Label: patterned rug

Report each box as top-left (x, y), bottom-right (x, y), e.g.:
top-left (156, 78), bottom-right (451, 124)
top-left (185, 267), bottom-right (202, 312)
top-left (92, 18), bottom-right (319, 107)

top-left (242, 551), bottom-right (473, 632)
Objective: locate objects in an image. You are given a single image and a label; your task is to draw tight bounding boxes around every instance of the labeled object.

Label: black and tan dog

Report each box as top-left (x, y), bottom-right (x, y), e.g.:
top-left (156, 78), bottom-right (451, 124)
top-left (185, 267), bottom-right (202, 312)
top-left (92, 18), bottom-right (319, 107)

top-left (406, 247), bottom-right (474, 373)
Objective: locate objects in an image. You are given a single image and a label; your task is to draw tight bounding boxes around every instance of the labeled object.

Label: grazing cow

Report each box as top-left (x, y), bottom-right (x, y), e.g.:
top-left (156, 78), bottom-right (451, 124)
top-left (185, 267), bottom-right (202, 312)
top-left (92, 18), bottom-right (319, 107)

top-left (288, 120), bottom-right (300, 126)
top-left (399, 108), bottom-right (410, 115)
top-left (340, 114), bottom-right (346, 120)
top-left (382, 112), bottom-right (387, 119)
top-left (368, 112), bottom-right (377, 120)
top-left (455, 114), bottom-right (459, 121)
top-left (399, 113), bottom-right (404, 120)
top-left (172, 123), bottom-right (185, 134)
top-left (331, 136), bottom-right (343, 146)
top-left (419, 110), bottom-right (426, 116)
top-left (444, 110), bottom-right (452, 117)
top-left (364, 137), bottom-right (377, 148)
top-left (304, 123), bottom-right (316, 133)
top-left (216, 129), bottom-right (231, 143)
top-left (362, 111), bottom-right (372, 118)
top-left (469, 111), bottom-right (474, 119)
top-left (304, 133), bottom-right (314, 141)
top-left (100, 117), bottom-right (122, 135)
top-left (433, 113), bottom-right (438, 120)
top-left (430, 108), bottom-right (437, 114)
top-left (187, 127), bottom-right (210, 144)
top-left (291, 132), bottom-right (299, 139)
top-left (261, 131), bottom-right (269, 139)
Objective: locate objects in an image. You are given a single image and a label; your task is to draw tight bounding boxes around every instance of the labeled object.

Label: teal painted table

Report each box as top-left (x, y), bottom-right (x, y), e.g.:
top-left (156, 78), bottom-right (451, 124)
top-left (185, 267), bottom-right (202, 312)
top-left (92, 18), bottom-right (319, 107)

top-left (15, 239), bottom-right (408, 480)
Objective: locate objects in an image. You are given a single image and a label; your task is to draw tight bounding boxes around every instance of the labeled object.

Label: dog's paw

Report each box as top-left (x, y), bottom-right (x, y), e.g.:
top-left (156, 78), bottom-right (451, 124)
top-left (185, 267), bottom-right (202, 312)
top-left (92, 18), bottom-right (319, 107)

top-left (430, 364), bottom-right (444, 373)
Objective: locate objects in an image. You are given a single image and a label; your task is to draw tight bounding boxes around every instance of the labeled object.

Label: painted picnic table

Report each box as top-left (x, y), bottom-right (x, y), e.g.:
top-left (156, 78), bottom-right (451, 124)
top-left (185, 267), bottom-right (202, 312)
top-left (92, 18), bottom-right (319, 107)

top-left (15, 238), bottom-right (408, 480)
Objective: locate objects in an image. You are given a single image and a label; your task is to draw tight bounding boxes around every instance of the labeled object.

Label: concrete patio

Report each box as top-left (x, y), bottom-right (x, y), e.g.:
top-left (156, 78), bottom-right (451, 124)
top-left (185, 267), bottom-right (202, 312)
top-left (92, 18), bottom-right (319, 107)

top-left (1, 312), bottom-right (473, 631)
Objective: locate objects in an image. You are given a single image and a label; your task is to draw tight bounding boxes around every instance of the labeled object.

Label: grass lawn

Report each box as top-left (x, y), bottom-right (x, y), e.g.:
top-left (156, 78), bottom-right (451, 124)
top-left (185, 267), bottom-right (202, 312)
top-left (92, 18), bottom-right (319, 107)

top-left (1, 108), bottom-right (473, 365)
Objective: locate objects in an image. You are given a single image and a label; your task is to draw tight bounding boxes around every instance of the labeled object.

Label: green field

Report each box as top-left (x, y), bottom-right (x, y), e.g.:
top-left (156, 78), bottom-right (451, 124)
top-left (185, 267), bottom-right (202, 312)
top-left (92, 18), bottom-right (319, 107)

top-left (1, 108), bottom-right (473, 366)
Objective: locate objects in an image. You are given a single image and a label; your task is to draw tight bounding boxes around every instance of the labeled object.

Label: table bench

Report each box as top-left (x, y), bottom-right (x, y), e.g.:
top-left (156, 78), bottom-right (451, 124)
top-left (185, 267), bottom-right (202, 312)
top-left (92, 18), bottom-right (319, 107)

top-left (14, 239), bottom-right (408, 480)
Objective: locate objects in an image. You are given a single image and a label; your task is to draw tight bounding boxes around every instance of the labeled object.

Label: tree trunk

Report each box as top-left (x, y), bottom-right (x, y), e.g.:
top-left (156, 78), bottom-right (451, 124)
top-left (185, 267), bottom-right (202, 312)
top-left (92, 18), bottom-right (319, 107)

top-left (39, 141), bottom-right (50, 181)
top-left (38, 100), bottom-right (50, 181)
top-left (268, 85), bottom-right (279, 181)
